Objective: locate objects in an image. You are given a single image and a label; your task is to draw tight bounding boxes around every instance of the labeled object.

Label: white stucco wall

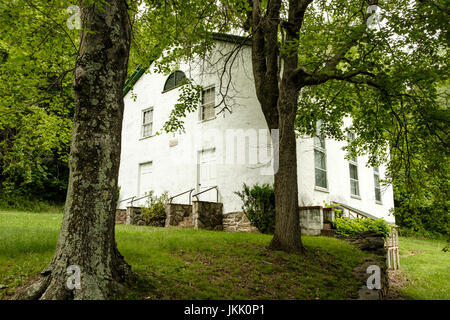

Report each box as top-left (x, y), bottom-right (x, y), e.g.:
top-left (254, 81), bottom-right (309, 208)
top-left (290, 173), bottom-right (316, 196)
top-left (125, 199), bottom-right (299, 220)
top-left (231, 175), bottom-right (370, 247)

top-left (117, 40), bottom-right (395, 224)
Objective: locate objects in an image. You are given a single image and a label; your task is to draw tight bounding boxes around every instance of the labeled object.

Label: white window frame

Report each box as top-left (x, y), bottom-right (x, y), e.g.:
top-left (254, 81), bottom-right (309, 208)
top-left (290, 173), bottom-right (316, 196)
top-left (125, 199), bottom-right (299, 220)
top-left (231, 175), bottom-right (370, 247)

top-left (373, 167), bottom-right (382, 204)
top-left (314, 121), bottom-right (328, 191)
top-left (347, 131), bottom-right (360, 198)
top-left (199, 86), bottom-right (216, 121)
top-left (141, 107), bottom-right (153, 138)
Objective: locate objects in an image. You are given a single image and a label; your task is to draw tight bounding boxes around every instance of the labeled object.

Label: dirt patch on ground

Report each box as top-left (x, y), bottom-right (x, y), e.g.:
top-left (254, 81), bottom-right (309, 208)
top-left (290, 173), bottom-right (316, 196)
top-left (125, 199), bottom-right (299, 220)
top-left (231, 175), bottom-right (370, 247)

top-left (402, 250), bottom-right (424, 257)
top-left (386, 269), bottom-right (410, 300)
top-left (3, 273), bottom-right (42, 300)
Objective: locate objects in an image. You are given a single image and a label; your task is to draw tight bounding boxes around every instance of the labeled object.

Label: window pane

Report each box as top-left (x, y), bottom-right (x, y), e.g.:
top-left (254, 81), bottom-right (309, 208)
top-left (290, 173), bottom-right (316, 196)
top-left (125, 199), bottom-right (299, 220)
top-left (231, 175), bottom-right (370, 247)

top-left (374, 174), bottom-right (380, 186)
top-left (314, 149), bottom-right (326, 170)
top-left (142, 123), bottom-right (152, 137)
top-left (202, 88), bottom-right (214, 104)
top-left (351, 180), bottom-right (360, 196)
top-left (349, 164), bottom-right (358, 180)
top-left (143, 110), bottom-right (152, 124)
top-left (315, 169), bottom-right (327, 188)
top-left (348, 131), bottom-right (355, 142)
top-left (201, 88), bottom-right (215, 120)
top-left (314, 135), bottom-right (325, 149)
top-left (164, 71), bottom-right (186, 91)
top-left (174, 71), bottom-right (186, 85)
top-left (375, 187), bottom-right (381, 201)
top-left (164, 73), bottom-right (175, 91)
top-left (202, 104), bottom-right (215, 120)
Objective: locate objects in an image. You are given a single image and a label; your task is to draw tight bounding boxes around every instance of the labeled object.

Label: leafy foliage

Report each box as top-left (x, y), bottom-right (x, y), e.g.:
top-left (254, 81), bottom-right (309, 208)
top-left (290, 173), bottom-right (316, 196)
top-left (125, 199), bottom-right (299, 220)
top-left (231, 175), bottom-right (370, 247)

top-left (0, 0), bottom-right (223, 207)
top-left (333, 216), bottom-right (391, 239)
top-left (235, 183), bottom-right (275, 234)
top-left (0, 1), bottom-right (77, 205)
top-left (161, 80), bottom-right (203, 133)
top-left (290, 1), bottom-right (449, 235)
top-left (141, 190), bottom-right (169, 227)
top-left (398, 226), bottom-right (449, 241)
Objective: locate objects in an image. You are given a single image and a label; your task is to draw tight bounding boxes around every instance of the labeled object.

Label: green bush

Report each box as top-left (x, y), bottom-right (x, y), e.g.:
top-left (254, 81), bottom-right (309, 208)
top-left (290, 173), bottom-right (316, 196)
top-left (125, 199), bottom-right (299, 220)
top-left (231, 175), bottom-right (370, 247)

top-left (333, 216), bottom-right (391, 239)
top-left (398, 227), bottom-right (448, 240)
top-left (0, 193), bottom-right (64, 213)
top-left (394, 203), bottom-right (449, 236)
top-left (235, 183), bottom-right (275, 234)
top-left (141, 191), bottom-right (169, 227)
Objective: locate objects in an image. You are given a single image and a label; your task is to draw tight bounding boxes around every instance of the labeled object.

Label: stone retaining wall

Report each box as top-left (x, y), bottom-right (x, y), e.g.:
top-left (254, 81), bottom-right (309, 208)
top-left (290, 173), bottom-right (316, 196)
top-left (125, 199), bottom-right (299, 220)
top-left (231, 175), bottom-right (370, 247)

top-left (115, 209), bottom-right (127, 224)
top-left (165, 203), bottom-right (193, 227)
top-left (223, 212), bottom-right (259, 233)
top-left (126, 206), bottom-right (146, 225)
top-left (349, 231), bottom-right (390, 299)
top-left (193, 201), bottom-right (223, 231)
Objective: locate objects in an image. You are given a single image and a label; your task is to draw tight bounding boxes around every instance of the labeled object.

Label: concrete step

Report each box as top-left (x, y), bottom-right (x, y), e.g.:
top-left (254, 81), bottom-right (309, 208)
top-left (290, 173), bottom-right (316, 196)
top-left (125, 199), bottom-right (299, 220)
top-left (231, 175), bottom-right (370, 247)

top-left (323, 222), bottom-right (333, 230)
top-left (321, 229), bottom-right (337, 237)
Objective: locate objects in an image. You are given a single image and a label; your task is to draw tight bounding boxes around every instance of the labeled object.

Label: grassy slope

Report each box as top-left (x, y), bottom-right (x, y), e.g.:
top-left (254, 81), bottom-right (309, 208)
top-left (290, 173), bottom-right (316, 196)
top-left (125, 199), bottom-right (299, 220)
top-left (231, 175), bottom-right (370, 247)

top-left (397, 237), bottom-right (450, 300)
top-left (0, 210), bottom-right (372, 300)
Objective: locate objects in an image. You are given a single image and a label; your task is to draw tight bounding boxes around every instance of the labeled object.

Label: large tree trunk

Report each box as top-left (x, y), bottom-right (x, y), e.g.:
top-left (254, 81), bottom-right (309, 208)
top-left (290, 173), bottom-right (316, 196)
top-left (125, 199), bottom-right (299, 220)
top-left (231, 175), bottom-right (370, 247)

top-left (247, 0), bottom-right (304, 253)
top-left (268, 1), bottom-right (308, 253)
top-left (14, 0), bottom-right (133, 300)
top-left (269, 79), bottom-right (303, 253)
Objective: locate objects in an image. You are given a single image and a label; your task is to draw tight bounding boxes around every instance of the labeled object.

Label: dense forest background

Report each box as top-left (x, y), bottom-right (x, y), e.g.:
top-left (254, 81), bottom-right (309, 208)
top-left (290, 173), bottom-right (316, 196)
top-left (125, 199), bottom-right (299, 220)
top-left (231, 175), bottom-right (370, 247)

top-left (0, 1), bottom-right (448, 236)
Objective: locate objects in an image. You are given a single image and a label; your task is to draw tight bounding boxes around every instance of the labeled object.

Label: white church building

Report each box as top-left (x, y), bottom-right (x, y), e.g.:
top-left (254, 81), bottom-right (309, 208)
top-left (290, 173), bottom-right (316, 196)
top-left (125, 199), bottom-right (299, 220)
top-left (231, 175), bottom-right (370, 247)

top-left (117, 34), bottom-right (396, 226)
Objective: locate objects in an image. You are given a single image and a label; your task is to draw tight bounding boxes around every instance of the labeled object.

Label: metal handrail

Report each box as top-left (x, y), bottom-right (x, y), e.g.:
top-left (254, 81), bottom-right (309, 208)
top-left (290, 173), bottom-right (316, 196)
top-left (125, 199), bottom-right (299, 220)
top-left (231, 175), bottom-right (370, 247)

top-left (192, 186), bottom-right (219, 203)
top-left (170, 188), bottom-right (195, 205)
top-left (127, 193), bottom-right (153, 207)
top-left (118, 196), bottom-right (135, 204)
top-left (330, 201), bottom-right (390, 222)
top-left (119, 186), bottom-right (219, 207)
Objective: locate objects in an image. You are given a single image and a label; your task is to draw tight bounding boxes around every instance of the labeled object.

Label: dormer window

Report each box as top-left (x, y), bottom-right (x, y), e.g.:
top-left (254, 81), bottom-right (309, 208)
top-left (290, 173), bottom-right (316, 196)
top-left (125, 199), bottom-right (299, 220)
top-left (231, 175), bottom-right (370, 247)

top-left (163, 70), bottom-right (186, 92)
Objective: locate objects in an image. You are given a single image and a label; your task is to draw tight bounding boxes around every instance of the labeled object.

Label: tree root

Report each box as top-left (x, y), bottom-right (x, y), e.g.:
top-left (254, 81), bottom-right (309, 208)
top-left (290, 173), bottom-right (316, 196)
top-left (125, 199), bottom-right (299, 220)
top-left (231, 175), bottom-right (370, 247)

top-left (269, 236), bottom-right (304, 254)
top-left (11, 258), bottom-right (136, 300)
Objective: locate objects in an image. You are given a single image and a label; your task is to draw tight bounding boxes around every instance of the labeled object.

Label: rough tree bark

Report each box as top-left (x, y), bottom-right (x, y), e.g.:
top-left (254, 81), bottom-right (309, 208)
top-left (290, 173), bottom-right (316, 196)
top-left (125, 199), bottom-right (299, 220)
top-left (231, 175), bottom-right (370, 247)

top-left (244, 0), bottom-right (376, 253)
top-left (14, 0), bottom-right (133, 299)
top-left (245, 0), bottom-right (313, 253)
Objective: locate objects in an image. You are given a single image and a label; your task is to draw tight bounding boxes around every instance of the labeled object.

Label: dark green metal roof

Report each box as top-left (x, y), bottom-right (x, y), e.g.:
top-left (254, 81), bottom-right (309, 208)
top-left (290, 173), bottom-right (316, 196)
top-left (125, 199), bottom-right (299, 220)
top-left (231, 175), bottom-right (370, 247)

top-left (122, 33), bottom-right (251, 97)
top-left (123, 65), bottom-right (147, 97)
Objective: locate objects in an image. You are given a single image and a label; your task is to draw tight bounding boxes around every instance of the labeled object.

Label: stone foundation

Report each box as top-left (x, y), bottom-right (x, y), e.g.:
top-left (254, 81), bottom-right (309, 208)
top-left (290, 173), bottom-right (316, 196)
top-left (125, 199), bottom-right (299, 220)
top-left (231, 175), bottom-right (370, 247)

top-left (223, 212), bottom-right (259, 233)
top-left (192, 201), bottom-right (223, 231)
top-left (165, 203), bottom-right (193, 228)
top-left (115, 209), bottom-right (127, 224)
top-left (299, 206), bottom-right (323, 235)
top-left (126, 206), bottom-right (146, 226)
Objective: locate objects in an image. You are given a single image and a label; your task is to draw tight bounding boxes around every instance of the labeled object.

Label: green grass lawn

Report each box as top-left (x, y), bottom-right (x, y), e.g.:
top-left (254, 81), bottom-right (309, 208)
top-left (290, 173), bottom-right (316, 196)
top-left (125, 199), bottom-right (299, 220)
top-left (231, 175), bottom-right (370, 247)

top-left (396, 237), bottom-right (450, 300)
top-left (1, 210), bottom-right (447, 300)
top-left (0, 209), bottom-right (374, 300)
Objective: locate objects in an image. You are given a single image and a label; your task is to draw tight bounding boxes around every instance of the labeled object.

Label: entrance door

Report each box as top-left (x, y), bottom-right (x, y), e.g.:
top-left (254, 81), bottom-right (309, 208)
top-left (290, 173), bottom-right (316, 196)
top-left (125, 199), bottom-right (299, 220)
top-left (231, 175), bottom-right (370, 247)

top-left (198, 149), bottom-right (217, 202)
top-left (138, 162), bottom-right (153, 205)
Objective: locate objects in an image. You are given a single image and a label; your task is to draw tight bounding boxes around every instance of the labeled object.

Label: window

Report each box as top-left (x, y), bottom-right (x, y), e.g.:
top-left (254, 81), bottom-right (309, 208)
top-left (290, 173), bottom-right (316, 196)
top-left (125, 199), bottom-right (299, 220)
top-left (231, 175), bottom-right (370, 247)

top-left (138, 162), bottom-right (153, 197)
top-left (163, 70), bottom-right (186, 92)
top-left (141, 108), bottom-right (153, 138)
top-left (314, 120), bottom-right (327, 189)
top-left (373, 167), bottom-right (382, 202)
top-left (200, 87), bottom-right (215, 121)
top-left (347, 132), bottom-right (360, 197)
